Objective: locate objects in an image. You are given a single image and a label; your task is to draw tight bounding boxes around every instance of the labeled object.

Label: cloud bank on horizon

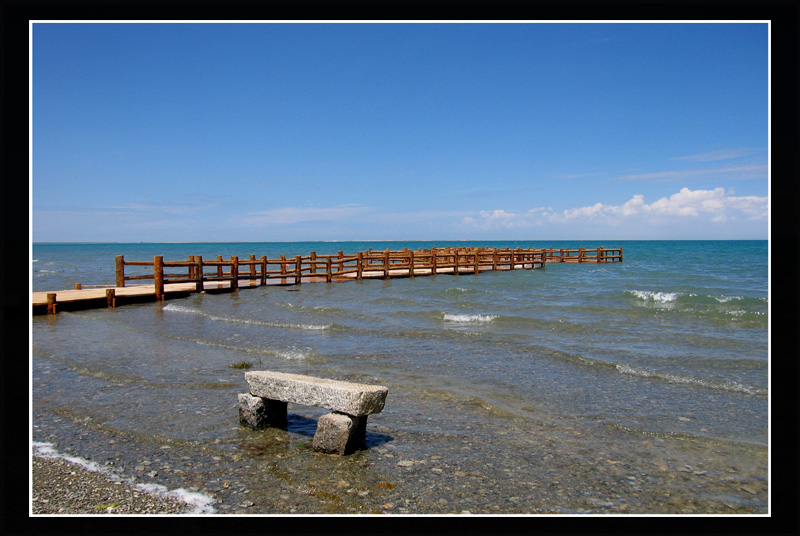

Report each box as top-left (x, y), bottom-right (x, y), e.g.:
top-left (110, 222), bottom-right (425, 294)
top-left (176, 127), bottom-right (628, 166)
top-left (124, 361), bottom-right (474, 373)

top-left (465, 187), bottom-right (767, 231)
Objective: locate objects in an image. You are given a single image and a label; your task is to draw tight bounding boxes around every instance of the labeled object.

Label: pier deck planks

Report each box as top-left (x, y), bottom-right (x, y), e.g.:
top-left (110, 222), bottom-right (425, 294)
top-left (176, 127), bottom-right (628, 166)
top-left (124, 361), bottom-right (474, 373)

top-left (33, 246), bottom-right (620, 315)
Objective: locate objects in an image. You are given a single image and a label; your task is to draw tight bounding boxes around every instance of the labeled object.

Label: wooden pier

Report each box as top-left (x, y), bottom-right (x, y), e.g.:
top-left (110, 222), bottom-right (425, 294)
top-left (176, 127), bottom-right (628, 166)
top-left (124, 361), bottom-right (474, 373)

top-left (32, 245), bottom-right (621, 315)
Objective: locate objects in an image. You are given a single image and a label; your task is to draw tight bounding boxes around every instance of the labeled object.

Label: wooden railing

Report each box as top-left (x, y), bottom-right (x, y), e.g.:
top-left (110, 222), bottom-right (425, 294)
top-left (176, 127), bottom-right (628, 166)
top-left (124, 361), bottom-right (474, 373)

top-left (115, 246), bottom-right (621, 300)
top-left (541, 246), bottom-right (623, 263)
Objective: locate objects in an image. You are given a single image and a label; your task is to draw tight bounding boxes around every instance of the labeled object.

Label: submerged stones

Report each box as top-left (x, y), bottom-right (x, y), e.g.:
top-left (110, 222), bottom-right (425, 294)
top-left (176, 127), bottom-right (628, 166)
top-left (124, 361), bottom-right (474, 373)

top-left (238, 371), bottom-right (388, 455)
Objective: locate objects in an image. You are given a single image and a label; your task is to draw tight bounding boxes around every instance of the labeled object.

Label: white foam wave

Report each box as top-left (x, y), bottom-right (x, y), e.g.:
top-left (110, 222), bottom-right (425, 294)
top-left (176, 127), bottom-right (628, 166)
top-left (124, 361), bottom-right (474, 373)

top-left (164, 304), bottom-right (203, 315)
top-left (134, 483), bottom-right (216, 514)
top-left (627, 290), bottom-right (678, 303)
top-left (163, 303), bottom-right (329, 331)
top-left (443, 313), bottom-right (498, 323)
top-left (275, 349), bottom-right (309, 360)
top-left (615, 364), bottom-right (766, 396)
top-left (32, 442), bottom-right (216, 514)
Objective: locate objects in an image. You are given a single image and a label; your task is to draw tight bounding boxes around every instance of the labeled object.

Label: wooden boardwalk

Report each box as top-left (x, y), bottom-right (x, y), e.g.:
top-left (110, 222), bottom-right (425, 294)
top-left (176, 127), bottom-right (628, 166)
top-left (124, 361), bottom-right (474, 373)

top-left (33, 245), bottom-right (621, 315)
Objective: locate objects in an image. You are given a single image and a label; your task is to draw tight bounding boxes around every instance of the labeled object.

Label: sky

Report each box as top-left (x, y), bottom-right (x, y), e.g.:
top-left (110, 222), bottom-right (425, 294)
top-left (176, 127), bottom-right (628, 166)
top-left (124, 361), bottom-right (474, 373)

top-left (30, 21), bottom-right (769, 242)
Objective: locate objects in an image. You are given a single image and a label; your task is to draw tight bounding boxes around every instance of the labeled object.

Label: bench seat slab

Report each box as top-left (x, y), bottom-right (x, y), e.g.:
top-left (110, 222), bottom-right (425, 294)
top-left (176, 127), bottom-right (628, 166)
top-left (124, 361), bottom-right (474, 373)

top-left (245, 371), bottom-right (388, 416)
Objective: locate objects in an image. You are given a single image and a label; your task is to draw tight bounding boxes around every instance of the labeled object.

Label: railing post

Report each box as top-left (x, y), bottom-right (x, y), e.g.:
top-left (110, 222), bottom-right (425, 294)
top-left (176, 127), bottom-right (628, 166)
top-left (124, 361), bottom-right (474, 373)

top-left (384, 249), bottom-right (390, 279)
top-left (195, 255), bottom-right (204, 292)
top-left (188, 255), bottom-right (195, 280)
top-left (280, 254), bottom-right (287, 275)
top-left (409, 250), bottom-right (415, 278)
top-left (154, 256), bottom-right (164, 301)
top-left (492, 249), bottom-right (498, 270)
top-left (231, 256), bottom-right (239, 291)
top-left (473, 249), bottom-right (479, 274)
top-left (432, 248), bottom-right (437, 275)
top-left (357, 251), bottom-right (363, 280)
top-left (295, 255), bottom-right (302, 285)
top-left (106, 288), bottom-right (116, 308)
top-left (249, 254), bottom-right (257, 281)
top-left (310, 252), bottom-right (317, 274)
top-left (217, 255), bottom-right (223, 278)
top-left (326, 257), bottom-right (332, 283)
top-left (598, 246), bottom-right (604, 263)
top-left (115, 255), bottom-right (125, 287)
top-left (454, 250), bottom-right (459, 275)
top-left (261, 256), bottom-right (267, 285)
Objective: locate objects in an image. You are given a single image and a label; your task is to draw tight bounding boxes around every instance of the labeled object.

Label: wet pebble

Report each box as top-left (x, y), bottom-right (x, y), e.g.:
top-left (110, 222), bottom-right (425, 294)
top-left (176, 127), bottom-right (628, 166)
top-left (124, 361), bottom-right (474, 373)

top-left (740, 485), bottom-right (758, 495)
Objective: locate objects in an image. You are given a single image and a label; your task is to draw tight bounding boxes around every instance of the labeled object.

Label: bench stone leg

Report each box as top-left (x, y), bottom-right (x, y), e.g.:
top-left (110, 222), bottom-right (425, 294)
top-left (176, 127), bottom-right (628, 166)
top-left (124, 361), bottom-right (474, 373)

top-left (238, 393), bottom-right (288, 429)
top-left (312, 412), bottom-right (368, 455)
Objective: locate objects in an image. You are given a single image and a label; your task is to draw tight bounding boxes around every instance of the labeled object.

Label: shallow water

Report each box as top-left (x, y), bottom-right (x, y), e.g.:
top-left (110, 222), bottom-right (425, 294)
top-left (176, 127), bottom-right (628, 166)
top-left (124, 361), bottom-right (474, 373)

top-left (31, 240), bottom-right (769, 514)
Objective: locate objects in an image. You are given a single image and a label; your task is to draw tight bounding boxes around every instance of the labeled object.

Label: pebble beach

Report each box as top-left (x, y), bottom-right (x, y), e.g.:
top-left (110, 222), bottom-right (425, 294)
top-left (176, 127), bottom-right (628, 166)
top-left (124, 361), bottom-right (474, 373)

top-left (32, 455), bottom-right (190, 515)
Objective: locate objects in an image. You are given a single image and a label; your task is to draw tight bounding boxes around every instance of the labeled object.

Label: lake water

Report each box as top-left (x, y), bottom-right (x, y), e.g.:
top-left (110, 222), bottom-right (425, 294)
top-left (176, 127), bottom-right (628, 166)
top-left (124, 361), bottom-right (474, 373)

top-left (31, 240), bottom-right (769, 514)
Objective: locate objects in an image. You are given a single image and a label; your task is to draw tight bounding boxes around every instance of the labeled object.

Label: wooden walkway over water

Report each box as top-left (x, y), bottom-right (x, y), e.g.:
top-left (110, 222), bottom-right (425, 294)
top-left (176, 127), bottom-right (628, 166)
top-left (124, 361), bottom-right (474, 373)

top-left (33, 245), bottom-right (621, 315)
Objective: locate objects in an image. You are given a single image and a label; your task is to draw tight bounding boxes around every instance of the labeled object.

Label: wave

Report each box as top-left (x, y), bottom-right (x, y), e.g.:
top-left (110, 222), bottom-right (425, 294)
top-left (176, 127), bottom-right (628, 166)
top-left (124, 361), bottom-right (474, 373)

top-left (626, 290), bottom-right (767, 318)
top-left (169, 335), bottom-right (316, 361)
top-left (442, 287), bottom-right (483, 296)
top-left (533, 349), bottom-right (767, 398)
top-left (601, 421), bottom-right (767, 447)
top-left (32, 442), bottom-right (216, 514)
top-left (614, 363), bottom-right (767, 397)
top-left (274, 349), bottom-right (312, 361)
top-left (442, 312), bottom-right (498, 323)
top-left (163, 303), bottom-right (331, 331)
top-left (627, 290), bottom-right (678, 304)
top-left (273, 301), bottom-right (374, 322)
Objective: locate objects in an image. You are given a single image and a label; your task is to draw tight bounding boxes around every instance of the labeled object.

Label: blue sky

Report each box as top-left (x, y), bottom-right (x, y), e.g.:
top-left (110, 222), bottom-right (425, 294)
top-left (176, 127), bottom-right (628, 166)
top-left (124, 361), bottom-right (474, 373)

top-left (31, 22), bottom-right (769, 242)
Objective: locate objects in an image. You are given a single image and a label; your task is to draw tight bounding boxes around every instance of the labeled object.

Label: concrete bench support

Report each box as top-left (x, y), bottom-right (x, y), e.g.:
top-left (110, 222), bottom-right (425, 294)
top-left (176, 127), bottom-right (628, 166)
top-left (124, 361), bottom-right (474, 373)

top-left (313, 412), bottom-right (369, 455)
top-left (238, 393), bottom-right (287, 429)
top-left (238, 370), bottom-right (388, 455)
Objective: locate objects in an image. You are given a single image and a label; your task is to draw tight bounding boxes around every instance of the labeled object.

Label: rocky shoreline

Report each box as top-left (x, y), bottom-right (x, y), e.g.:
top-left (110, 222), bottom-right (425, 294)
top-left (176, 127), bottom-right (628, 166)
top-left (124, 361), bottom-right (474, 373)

top-left (31, 455), bottom-right (191, 515)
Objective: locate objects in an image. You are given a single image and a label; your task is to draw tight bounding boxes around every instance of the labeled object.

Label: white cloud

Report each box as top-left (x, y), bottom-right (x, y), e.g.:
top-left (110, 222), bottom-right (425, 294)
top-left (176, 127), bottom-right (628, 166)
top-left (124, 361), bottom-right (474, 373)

top-left (465, 187), bottom-right (768, 232)
top-left (105, 201), bottom-right (217, 216)
top-left (561, 202), bottom-right (604, 221)
top-left (615, 164), bottom-right (767, 182)
top-left (469, 207), bottom-right (550, 229)
top-left (672, 148), bottom-right (759, 162)
top-left (241, 205), bottom-right (372, 226)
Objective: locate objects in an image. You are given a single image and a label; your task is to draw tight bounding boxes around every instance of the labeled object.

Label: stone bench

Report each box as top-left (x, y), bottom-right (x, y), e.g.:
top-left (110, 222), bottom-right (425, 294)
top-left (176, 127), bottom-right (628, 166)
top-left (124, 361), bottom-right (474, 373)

top-left (238, 370), bottom-right (388, 455)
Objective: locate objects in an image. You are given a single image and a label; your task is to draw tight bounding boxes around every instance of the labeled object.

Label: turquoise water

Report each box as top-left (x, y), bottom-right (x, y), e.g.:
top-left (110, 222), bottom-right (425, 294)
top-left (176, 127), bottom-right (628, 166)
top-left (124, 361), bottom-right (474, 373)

top-left (31, 240), bottom-right (769, 514)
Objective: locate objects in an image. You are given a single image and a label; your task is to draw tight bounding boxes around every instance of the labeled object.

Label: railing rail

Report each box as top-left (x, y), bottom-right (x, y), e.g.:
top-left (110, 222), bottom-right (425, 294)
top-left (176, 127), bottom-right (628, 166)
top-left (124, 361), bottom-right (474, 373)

top-left (114, 246), bottom-right (621, 299)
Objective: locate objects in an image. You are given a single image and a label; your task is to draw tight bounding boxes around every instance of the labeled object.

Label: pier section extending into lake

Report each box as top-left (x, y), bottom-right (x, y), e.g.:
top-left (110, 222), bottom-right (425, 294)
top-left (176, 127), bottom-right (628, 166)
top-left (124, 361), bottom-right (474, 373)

top-left (32, 245), bottom-right (622, 315)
